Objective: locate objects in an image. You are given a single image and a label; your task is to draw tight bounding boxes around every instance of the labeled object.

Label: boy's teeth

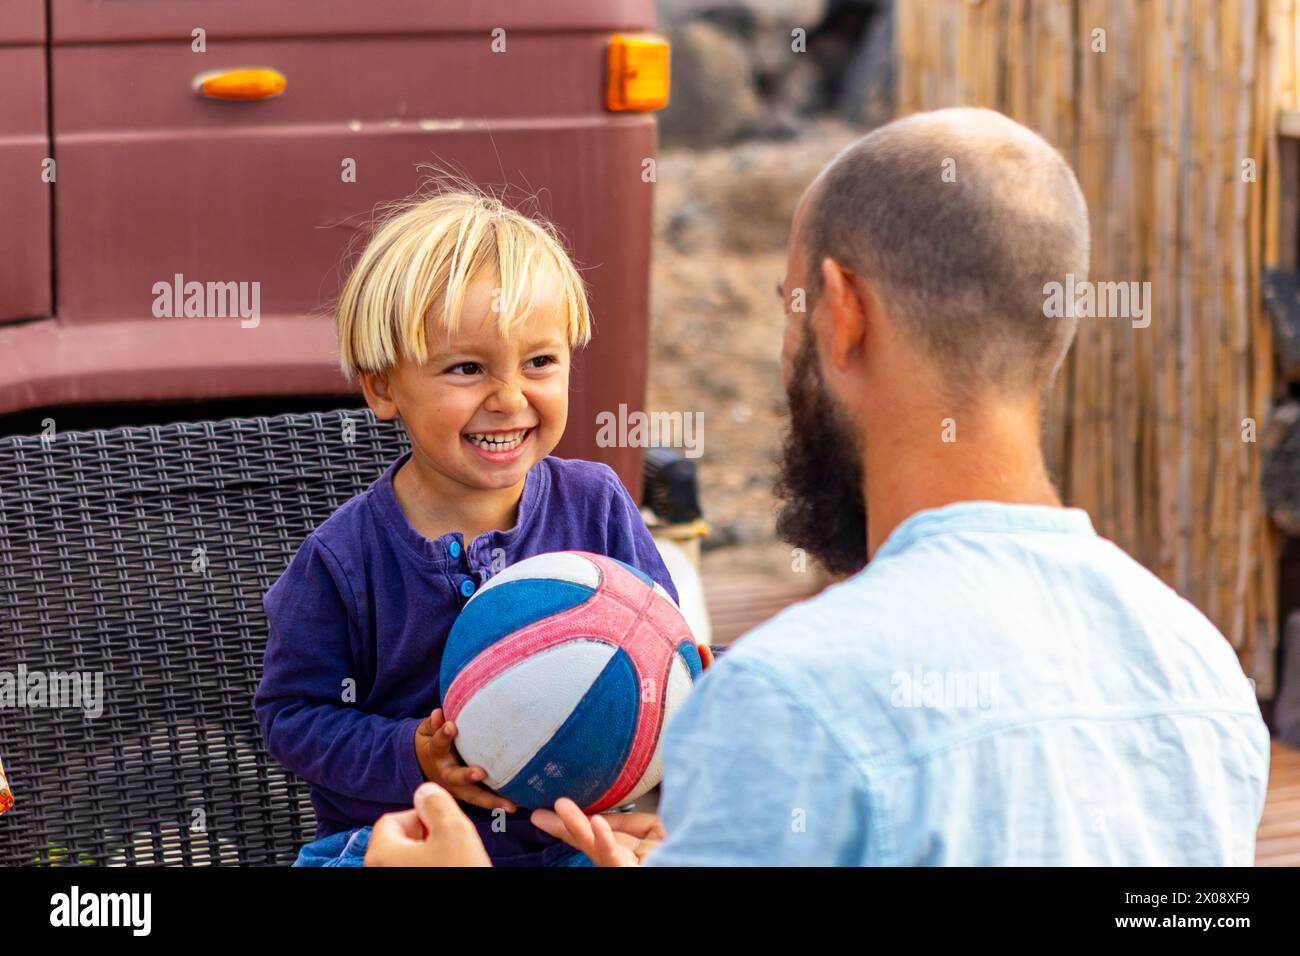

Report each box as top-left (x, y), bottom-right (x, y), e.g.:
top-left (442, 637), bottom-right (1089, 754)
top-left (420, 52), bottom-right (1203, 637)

top-left (466, 429), bottom-right (528, 451)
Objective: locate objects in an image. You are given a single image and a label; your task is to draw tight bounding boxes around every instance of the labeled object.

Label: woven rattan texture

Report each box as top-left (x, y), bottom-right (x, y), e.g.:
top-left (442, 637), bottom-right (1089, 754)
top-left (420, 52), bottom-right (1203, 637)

top-left (0, 408), bottom-right (408, 865)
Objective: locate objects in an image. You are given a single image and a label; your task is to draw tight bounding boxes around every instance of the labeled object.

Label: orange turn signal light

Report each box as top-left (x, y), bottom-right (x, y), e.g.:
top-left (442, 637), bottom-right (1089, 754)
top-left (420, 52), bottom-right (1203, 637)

top-left (606, 34), bottom-right (670, 112)
top-left (193, 67), bottom-right (287, 101)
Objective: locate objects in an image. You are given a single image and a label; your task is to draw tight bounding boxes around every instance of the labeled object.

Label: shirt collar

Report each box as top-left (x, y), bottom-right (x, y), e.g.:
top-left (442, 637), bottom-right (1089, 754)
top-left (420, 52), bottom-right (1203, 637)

top-left (873, 500), bottom-right (1096, 562)
top-left (369, 450), bottom-right (547, 567)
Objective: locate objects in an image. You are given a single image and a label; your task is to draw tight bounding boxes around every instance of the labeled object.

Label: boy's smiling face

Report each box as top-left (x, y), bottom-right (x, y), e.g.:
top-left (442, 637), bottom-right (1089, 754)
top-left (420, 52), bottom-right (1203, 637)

top-left (364, 273), bottom-right (571, 494)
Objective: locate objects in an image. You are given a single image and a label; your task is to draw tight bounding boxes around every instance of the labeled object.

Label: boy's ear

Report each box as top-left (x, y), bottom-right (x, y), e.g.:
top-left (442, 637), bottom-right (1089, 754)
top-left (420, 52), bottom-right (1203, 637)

top-left (360, 370), bottom-right (399, 421)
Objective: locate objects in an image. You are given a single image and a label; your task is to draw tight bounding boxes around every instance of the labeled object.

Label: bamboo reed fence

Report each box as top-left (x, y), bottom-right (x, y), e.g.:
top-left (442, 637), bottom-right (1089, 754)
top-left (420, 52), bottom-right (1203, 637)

top-left (896, 0), bottom-right (1286, 694)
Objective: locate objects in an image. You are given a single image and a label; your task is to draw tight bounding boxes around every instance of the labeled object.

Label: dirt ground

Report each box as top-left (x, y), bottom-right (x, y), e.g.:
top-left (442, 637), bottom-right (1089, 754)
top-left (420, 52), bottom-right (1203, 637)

top-left (645, 119), bottom-right (864, 581)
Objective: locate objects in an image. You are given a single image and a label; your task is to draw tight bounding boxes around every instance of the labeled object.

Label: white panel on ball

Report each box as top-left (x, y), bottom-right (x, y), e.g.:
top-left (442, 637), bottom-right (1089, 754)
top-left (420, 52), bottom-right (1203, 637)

top-left (454, 638), bottom-right (615, 788)
top-left (471, 551), bottom-right (603, 603)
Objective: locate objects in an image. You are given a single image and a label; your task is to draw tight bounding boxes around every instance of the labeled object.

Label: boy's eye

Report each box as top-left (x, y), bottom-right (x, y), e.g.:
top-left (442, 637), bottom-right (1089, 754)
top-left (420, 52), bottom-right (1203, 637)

top-left (526, 355), bottom-right (557, 370)
top-left (445, 362), bottom-right (481, 376)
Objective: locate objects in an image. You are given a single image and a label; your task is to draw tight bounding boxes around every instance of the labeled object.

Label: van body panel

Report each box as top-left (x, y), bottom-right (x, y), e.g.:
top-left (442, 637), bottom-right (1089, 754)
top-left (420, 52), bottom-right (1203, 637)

top-left (1, 1), bottom-right (660, 492)
top-left (0, 41), bottom-right (51, 322)
top-left (51, 0), bottom-right (654, 43)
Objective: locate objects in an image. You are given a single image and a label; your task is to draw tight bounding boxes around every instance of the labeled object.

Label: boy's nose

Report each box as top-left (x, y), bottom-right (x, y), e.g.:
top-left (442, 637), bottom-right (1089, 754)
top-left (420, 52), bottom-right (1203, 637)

top-left (484, 376), bottom-right (528, 416)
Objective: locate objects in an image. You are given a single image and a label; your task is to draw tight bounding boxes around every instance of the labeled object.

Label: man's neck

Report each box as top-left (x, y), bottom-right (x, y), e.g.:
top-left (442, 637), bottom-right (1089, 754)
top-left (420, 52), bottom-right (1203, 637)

top-left (862, 398), bottom-right (1061, 559)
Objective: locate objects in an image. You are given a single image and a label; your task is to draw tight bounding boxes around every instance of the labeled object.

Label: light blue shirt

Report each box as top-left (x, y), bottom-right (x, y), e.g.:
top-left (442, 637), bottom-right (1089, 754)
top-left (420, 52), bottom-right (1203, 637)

top-left (648, 502), bottom-right (1270, 866)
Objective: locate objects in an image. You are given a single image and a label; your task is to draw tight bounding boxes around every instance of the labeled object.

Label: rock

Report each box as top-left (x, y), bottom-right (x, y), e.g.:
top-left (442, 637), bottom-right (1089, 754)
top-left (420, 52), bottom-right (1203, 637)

top-left (746, 0), bottom-right (829, 25)
top-left (737, 104), bottom-right (805, 140)
top-left (712, 139), bottom-right (832, 250)
top-left (1263, 401), bottom-right (1300, 536)
top-left (657, 0), bottom-right (829, 31)
top-left (657, 0), bottom-right (832, 139)
top-left (749, 6), bottom-right (831, 73)
top-left (660, 20), bottom-right (765, 148)
top-left (1276, 611), bottom-right (1300, 747)
top-left (765, 53), bottom-right (828, 118)
top-left (700, 522), bottom-right (742, 550)
top-left (1262, 266), bottom-right (1300, 383)
top-left (836, 0), bottom-right (894, 127)
top-left (665, 198), bottom-right (718, 252)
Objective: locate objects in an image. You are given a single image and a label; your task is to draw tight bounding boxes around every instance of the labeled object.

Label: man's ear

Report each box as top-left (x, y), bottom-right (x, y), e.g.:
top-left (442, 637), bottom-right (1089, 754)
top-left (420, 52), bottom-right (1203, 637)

top-left (820, 257), bottom-right (867, 373)
top-left (360, 370), bottom-right (399, 421)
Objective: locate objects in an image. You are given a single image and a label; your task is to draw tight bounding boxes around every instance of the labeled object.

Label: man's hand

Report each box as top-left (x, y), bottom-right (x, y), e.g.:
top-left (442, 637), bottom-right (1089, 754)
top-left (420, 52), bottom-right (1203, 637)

top-left (530, 798), bottom-right (665, 867)
top-left (365, 782), bottom-right (492, 867)
top-left (524, 643), bottom-right (701, 866)
top-left (414, 708), bottom-right (516, 813)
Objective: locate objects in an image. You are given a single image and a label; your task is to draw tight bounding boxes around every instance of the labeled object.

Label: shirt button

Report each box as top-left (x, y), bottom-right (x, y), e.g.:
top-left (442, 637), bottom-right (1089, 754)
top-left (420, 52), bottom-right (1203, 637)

top-left (448, 540), bottom-right (462, 559)
top-left (460, 579), bottom-right (475, 598)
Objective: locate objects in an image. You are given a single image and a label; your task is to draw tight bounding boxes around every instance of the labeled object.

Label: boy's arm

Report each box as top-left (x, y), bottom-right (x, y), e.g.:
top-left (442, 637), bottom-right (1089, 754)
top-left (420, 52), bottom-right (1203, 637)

top-left (254, 535), bottom-right (425, 807)
top-left (600, 466), bottom-right (680, 605)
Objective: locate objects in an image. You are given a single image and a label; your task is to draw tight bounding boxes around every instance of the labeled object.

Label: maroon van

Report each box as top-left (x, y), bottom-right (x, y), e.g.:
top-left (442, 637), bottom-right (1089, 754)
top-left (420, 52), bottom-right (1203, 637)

top-left (0, 0), bottom-right (667, 487)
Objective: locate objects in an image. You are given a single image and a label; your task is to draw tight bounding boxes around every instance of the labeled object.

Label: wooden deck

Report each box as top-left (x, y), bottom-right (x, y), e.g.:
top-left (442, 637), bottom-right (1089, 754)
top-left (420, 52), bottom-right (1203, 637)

top-left (1258, 741), bottom-right (1300, 866)
top-left (703, 570), bottom-right (1300, 867)
top-left (703, 569), bottom-right (822, 646)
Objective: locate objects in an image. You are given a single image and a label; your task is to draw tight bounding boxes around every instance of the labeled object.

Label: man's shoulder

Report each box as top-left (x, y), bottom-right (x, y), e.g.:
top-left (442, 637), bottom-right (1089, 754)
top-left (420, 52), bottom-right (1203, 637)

top-left (722, 528), bottom-right (1254, 718)
top-left (710, 573), bottom-right (904, 717)
top-left (724, 566), bottom-right (912, 661)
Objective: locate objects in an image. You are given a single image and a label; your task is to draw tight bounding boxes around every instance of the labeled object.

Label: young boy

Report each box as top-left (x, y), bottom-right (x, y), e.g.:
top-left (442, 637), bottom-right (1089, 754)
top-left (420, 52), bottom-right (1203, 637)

top-left (254, 190), bottom-right (694, 866)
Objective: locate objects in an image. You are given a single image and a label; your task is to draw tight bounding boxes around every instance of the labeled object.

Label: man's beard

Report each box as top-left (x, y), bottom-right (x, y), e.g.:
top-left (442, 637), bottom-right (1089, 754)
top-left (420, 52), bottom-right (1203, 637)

top-left (774, 327), bottom-right (868, 578)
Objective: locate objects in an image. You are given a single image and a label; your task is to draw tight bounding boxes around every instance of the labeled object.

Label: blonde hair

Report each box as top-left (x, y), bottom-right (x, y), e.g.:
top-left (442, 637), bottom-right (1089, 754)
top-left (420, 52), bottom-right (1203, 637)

top-left (336, 188), bottom-right (591, 379)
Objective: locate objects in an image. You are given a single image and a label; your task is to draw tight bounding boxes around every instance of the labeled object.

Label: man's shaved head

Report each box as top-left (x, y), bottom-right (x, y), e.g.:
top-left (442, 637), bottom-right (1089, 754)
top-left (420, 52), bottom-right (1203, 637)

top-left (801, 107), bottom-right (1090, 399)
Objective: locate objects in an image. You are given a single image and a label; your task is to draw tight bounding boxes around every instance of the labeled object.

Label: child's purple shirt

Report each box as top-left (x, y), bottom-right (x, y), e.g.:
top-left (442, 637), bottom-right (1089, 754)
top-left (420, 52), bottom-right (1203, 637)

top-left (254, 452), bottom-right (678, 866)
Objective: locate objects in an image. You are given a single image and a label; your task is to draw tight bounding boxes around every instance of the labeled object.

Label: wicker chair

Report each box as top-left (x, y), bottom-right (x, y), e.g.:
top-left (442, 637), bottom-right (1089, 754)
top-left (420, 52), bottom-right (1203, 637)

top-left (0, 408), bottom-right (409, 865)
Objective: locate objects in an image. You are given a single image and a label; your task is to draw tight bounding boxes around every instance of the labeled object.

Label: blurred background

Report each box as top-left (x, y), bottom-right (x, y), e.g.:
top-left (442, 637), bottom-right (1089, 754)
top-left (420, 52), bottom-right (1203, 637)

top-left (649, 0), bottom-right (1298, 737)
top-left (648, 2), bottom-right (887, 589)
top-left (4, 0), bottom-right (1300, 864)
top-left (650, 0), bottom-right (1299, 762)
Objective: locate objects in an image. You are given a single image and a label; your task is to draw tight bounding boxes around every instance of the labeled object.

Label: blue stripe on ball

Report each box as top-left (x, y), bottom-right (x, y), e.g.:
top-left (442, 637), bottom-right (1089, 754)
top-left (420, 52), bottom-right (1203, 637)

top-left (495, 647), bottom-right (639, 810)
top-left (676, 640), bottom-right (702, 680)
top-left (439, 579), bottom-right (596, 696)
top-left (611, 557), bottom-right (654, 589)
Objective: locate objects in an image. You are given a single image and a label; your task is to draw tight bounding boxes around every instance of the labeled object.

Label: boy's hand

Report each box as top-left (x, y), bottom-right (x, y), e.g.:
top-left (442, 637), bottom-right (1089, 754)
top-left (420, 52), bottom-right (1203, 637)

top-left (414, 708), bottom-right (516, 813)
top-left (412, 646), bottom-right (707, 818)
